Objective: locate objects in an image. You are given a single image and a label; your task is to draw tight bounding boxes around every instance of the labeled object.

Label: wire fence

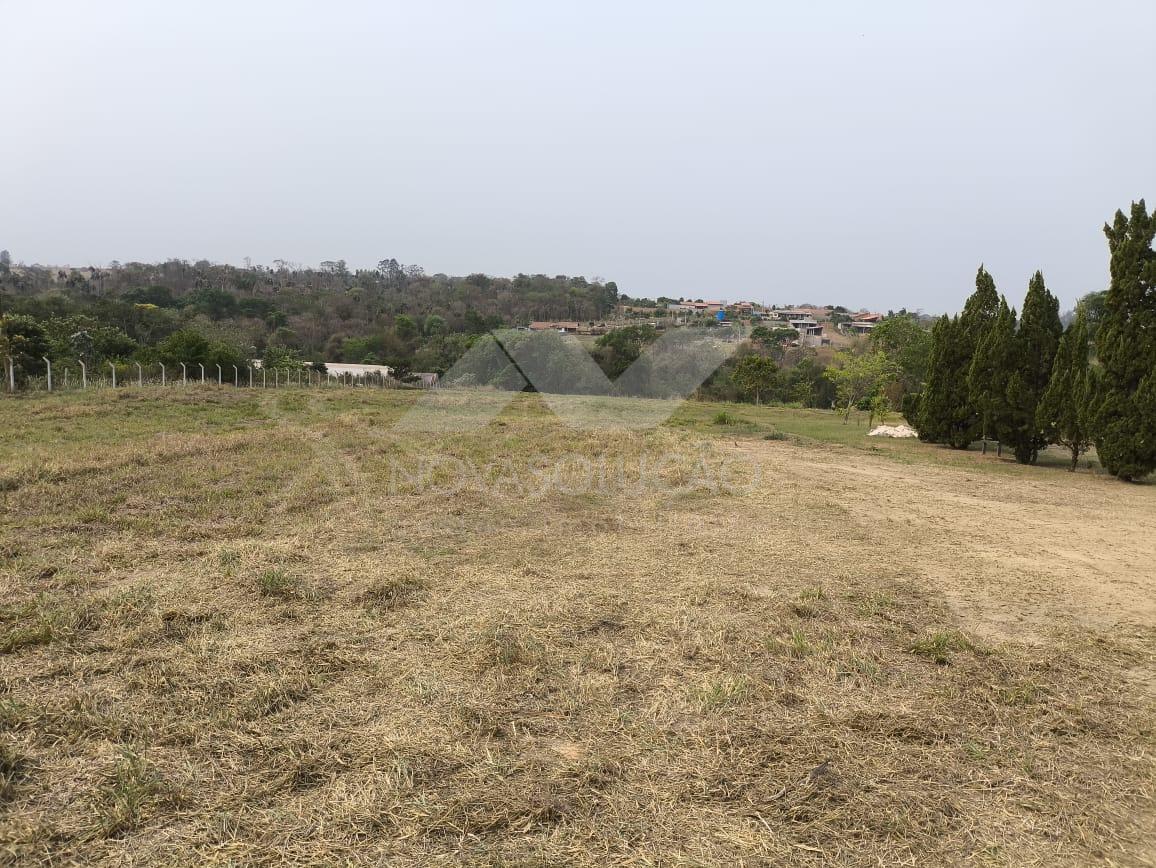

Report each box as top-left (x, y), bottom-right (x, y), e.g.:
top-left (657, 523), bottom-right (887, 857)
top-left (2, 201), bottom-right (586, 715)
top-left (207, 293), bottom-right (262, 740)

top-left (3, 358), bottom-right (435, 394)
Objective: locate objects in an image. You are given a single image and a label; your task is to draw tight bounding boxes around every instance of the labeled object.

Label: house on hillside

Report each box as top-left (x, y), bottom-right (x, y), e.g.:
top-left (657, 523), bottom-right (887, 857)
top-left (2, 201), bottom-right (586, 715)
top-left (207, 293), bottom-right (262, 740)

top-left (678, 300), bottom-right (725, 314)
top-left (787, 317), bottom-right (826, 348)
top-left (775, 307), bottom-right (829, 323)
top-left (843, 313), bottom-right (884, 335)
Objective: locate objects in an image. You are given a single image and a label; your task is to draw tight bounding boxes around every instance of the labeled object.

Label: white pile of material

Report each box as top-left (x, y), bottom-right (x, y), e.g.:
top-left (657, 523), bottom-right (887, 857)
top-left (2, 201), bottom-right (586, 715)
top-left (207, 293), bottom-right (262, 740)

top-left (867, 424), bottom-right (918, 438)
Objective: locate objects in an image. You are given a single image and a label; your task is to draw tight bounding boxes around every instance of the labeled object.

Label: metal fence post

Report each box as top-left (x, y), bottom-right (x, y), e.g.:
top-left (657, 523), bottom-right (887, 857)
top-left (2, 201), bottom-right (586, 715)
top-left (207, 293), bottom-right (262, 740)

top-left (198, 363), bottom-right (205, 385)
top-left (262, 368), bottom-right (266, 388)
top-left (181, 362), bottom-right (187, 385)
top-left (6, 357), bottom-right (13, 393)
top-left (136, 361), bottom-right (143, 387)
top-left (248, 366), bottom-right (253, 387)
top-left (44, 357), bottom-right (53, 392)
top-left (233, 365), bottom-right (239, 387)
top-left (217, 364), bottom-right (222, 386)
top-left (109, 361), bottom-right (117, 388)
top-left (78, 360), bottom-right (87, 389)
top-left (160, 363), bottom-right (166, 386)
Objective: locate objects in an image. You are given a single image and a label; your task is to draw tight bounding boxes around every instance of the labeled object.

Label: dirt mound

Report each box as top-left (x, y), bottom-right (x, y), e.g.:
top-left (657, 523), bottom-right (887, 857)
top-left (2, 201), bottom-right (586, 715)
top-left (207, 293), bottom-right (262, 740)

top-left (868, 423), bottom-right (917, 438)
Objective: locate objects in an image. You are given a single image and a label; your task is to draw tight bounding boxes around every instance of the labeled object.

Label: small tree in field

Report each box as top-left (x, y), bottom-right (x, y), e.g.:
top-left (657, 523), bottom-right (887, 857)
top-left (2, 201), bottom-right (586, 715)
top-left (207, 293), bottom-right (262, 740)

top-left (824, 351), bottom-right (898, 421)
top-left (731, 354), bottom-right (778, 405)
top-left (1037, 310), bottom-right (1093, 471)
top-left (868, 392), bottom-right (891, 428)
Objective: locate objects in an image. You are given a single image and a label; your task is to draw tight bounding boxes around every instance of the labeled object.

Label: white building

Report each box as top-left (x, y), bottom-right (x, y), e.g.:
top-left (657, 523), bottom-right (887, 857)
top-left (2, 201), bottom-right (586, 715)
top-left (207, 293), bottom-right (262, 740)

top-left (322, 363), bottom-right (393, 380)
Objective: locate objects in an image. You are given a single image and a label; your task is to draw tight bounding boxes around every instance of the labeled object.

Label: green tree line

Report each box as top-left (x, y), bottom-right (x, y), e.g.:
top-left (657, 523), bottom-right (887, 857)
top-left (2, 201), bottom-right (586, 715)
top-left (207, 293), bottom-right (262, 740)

top-left (911, 200), bottom-right (1156, 481)
top-left (0, 260), bottom-right (620, 382)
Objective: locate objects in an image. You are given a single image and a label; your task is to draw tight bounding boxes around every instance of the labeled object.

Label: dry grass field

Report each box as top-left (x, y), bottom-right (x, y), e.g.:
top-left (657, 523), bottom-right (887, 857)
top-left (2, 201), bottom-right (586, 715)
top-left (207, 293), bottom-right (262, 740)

top-left (2, 387), bottom-right (1155, 865)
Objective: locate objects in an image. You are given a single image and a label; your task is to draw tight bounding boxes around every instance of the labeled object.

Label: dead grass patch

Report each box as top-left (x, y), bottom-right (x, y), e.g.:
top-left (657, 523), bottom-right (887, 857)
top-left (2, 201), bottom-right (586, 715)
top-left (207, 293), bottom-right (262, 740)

top-left (0, 389), bottom-right (1153, 865)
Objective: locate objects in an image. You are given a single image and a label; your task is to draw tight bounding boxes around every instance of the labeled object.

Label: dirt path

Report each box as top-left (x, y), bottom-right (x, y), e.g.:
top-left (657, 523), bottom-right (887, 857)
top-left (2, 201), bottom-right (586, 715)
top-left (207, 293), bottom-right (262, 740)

top-left (724, 439), bottom-right (1156, 637)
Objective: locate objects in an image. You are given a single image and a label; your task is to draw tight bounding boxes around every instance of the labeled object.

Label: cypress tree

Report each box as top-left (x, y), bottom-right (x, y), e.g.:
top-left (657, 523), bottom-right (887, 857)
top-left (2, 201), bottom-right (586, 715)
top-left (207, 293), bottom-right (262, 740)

top-left (918, 266), bottom-right (1001, 448)
top-left (918, 315), bottom-right (969, 447)
top-left (1004, 272), bottom-right (1063, 464)
top-left (959, 266), bottom-right (1001, 349)
top-left (1036, 309), bottom-right (1092, 471)
top-left (968, 297), bottom-right (1015, 446)
top-left (1093, 200), bottom-right (1156, 481)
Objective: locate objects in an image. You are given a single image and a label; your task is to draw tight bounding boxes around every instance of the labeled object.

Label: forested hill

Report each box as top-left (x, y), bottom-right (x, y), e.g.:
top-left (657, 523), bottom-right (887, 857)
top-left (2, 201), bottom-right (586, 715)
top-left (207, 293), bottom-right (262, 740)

top-left (0, 257), bottom-right (620, 369)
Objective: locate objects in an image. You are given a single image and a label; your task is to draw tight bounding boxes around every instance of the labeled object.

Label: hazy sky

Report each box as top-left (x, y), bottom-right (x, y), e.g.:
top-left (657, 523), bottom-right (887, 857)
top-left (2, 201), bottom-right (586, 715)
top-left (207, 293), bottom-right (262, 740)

top-left (3, 1), bottom-right (1154, 313)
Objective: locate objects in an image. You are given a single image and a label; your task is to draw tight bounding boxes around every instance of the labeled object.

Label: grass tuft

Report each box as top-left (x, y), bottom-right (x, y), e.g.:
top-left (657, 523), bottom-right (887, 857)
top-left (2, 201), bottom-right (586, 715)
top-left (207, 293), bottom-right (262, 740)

top-left (95, 749), bottom-right (161, 838)
top-left (694, 675), bottom-right (752, 710)
top-left (0, 740), bottom-right (27, 803)
top-left (478, 624), bottom-right (545, 670)
top-left (765, 628), bottom-right (813, 659)
top-left (257, 568), bottom-right (308, 599)
top-left (909, 630), bottom-right (974, 665)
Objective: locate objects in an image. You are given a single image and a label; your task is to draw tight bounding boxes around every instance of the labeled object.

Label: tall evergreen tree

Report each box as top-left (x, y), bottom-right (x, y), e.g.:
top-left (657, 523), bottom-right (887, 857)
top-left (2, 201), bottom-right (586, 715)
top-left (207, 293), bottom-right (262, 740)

top-left (968, 297), bottom-right (1015, 445)
top-left (917, 266), bottom-right (1001, 448)
top-left (1004, 272), bottom-right (1063, 463)
top-left (959, 266), bottom-right (1001, 348)
top-left (1093, 200), bottom-right (1156, 481)
top-left (917, 316), bottom-right (968, 446)
top-left (1037, 309), bottom-right (1093, 471)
